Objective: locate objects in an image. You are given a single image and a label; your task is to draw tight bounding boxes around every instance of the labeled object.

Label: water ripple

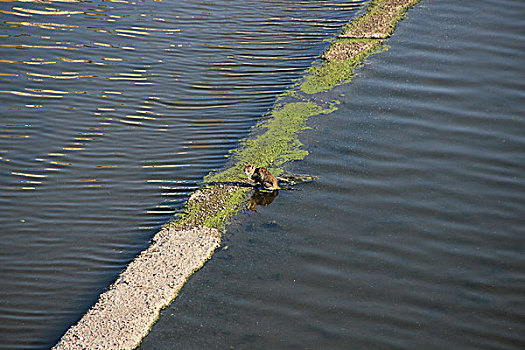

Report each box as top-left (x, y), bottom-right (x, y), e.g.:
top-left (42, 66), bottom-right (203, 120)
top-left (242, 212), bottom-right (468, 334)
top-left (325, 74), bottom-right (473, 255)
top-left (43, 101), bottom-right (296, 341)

top-left (0, 0), bottom-right (363, 348)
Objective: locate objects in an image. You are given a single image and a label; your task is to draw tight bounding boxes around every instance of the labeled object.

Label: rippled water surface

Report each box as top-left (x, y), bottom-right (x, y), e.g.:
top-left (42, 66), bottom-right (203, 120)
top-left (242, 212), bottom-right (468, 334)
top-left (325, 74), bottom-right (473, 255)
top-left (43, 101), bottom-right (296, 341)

top-left (0, 0), bottom-right (364, 348)
top-left (140, 0), bottom-right (525, 349)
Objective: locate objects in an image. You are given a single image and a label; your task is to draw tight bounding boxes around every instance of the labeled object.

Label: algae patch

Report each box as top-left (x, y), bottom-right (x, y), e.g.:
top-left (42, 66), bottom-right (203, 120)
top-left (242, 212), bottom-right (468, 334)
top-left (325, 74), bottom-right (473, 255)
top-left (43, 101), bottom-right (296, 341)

top-left (173, 185), bottom-right (249, 232)
top-left (172, 0), bottom-right (425, 235)
top-left (169, 101), bottom-right (338, 233)
top-left (300, 39), bottom-right (385, 94)
top-left (300, 0), bottom-right (422, 95)
top-left (206, 101), bottom-right (337, 184)
top-left (171, 101), bottom-right (337, 232)
top-left (53, 1), bottom-right (425, 349)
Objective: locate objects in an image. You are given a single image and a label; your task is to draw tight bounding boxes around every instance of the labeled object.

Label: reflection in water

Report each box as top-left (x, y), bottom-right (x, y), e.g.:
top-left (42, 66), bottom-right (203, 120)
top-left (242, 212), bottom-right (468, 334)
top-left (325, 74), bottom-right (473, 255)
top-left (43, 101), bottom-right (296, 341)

top-left (0, 0), bottom-right (362, 348)
top-left (140, 0), bottom-right (525, 348)
top-left (246, 189), bottom-right (279, 212)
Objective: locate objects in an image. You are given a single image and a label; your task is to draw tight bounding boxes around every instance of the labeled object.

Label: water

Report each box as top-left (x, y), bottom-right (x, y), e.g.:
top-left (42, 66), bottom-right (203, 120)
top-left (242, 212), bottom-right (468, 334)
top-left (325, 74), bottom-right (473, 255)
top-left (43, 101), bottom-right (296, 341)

top-left (0, 0), bottom-right (364, 348)
top-left (139, 0), bottom-right (525, 349)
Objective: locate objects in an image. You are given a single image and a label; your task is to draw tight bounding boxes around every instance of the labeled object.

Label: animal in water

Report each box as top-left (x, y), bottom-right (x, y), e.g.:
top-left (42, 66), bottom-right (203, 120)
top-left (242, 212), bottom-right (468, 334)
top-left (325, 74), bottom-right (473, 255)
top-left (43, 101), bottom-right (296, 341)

top-left (244, 164), bottom-right (280, 190)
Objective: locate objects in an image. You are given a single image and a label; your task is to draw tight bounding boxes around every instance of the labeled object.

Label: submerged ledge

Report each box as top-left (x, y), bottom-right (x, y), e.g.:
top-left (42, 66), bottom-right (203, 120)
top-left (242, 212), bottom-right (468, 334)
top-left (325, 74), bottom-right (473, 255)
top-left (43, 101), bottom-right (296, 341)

top-left (301, 0), bottom-right (422, 94)
top-left (53, 0), bottom-right (422, 348)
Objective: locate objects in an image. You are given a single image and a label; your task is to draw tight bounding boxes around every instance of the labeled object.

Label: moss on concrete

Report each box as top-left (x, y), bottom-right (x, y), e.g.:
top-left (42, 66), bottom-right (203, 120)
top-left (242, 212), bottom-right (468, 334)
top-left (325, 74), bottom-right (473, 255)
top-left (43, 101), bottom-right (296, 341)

top-left (53, 1), bottom-right (424, 348)
top-left (300, 0), bottom-right (422, 94)
top-left (173, 185), bottom-right (250, 231)
top-left (169, 101), bottom-right (338, 233)
top-left (206, 101), bottom-right (337, 184)
top-left (300, 39), bottom-right (385, 94)
top-left (165, 0), bottom-right (423, 235)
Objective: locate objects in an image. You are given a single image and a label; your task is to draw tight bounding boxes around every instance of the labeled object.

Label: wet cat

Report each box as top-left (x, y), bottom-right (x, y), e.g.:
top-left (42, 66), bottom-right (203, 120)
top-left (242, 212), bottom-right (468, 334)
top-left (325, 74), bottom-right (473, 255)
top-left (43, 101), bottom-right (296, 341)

top-left (244, 164), bottom-right (280, 190)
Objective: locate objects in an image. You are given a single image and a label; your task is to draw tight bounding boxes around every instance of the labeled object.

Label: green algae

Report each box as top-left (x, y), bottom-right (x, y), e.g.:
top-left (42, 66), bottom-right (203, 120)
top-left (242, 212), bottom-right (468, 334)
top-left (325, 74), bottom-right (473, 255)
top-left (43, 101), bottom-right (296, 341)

top-left (168, 102), bottom-right (337, 233)
top-left (173, 185), bottom-right (250, 231)
top-left (300, 0), bottom-right (422, 95)
top-left (169, 0), bottom-right (423, 234)
top-left (300, 39), bottom-right (385, 94)
top-left (54, 2), bottom-right (427, 347)
top-left (206, 101), bottom-right (337, 183)
top-left (199, 187), bottom-right (248, 230)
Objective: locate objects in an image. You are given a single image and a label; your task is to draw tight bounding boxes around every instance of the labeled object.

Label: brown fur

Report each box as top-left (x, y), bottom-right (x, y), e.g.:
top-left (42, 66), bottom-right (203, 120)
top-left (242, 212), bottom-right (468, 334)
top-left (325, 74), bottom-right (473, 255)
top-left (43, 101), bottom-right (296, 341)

top-left (246, 189), bottom-right (279, 212)
top-left (244, 164), bottom-right (280, 190)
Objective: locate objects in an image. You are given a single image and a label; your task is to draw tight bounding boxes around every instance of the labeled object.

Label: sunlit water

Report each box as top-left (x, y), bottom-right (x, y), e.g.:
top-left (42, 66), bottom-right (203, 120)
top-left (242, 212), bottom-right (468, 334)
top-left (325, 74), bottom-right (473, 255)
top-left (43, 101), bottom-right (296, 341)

top-left (139, 0), bottom-right (525, 349)
top-left (0, 0), bottom-right (364, 348)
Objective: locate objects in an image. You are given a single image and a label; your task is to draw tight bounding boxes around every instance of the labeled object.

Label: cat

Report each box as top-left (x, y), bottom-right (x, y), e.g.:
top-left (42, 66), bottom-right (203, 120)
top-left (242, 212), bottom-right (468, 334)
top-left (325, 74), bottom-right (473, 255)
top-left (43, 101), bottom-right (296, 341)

top-left (244, 164), bottom-right (280, 190)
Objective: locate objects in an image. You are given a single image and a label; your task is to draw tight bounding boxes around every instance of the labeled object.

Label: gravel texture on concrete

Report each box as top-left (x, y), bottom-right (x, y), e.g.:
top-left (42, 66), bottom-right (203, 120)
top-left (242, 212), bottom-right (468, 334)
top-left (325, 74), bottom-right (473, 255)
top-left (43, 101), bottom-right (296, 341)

top-left (53, 226), bottom-right (221, 350)
top-left (52, 0), bottom-right (422, 348)
top-left (341, 0), bottom-right (420, 39)
top-left (323, 40), bottom-right (381, 62)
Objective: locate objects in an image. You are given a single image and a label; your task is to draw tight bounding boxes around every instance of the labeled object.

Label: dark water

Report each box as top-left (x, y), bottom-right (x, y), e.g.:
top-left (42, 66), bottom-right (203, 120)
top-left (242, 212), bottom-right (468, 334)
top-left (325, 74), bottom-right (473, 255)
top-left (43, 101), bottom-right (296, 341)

top-left (0, 0), bottom-right (363, 348)
top-left (140, 0), bottom-right (525, 349)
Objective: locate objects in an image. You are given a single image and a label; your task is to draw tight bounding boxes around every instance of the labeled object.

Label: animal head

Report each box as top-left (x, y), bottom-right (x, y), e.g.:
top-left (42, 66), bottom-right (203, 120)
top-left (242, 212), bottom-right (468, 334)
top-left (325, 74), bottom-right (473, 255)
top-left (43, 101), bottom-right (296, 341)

top-left (244, 164), bottom-right (255, 178)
